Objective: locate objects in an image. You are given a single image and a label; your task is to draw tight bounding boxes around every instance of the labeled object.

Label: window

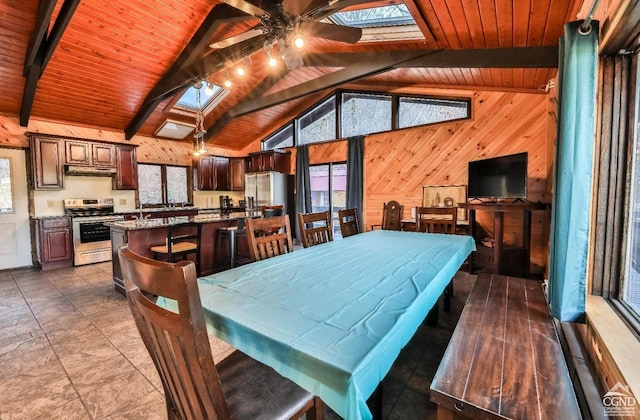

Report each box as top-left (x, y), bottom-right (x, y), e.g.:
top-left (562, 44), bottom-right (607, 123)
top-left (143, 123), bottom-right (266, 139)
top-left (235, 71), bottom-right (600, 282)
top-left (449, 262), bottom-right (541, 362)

top-left (341, 92), bottom-right (392, 137)
top-left (622, 53), bottom-right (640, 318)
top-left (328, 3), bottom-right (423, 42)
top-left (0, 157), bottom-right (13, 213)
top-left (262, 123), bottom-right (294, 151)
top-left (399, 97), bottom-right (470, 128)
top-left (137, 164), bottom-right (190, 206)
top-left (309, 163), bottom-right (347, 238)
top-left (299, 95), bottom-right (336, 145)
top-left (262, 90), bottom-right (471, 150)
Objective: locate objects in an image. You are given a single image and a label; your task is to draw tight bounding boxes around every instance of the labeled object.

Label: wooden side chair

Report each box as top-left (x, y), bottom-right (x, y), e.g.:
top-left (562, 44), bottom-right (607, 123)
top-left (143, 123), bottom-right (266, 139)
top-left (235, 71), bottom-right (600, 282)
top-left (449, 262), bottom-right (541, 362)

top-left (117, 246), bottom-right (324, 420)
top-left (415, 206), bottom-right (458, 311)
top-left (298, 211), bottom-right (333, 248)
top-left (245, 215), bottom-right (294, 261)
top-left (371, 200), bottom-right (404, 231)
top-left (415, 207), bottom-right (457, 234)
top-left (150, 222), bottom-right (202, 276)
top-left (338, 208), bottom-right (361, 238)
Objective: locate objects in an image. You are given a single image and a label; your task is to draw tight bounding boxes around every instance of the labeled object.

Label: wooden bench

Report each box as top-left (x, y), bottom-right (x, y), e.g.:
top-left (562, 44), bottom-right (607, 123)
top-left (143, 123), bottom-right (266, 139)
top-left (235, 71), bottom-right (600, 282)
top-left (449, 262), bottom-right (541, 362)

top-left (430, 273), bottom-right (581, 419)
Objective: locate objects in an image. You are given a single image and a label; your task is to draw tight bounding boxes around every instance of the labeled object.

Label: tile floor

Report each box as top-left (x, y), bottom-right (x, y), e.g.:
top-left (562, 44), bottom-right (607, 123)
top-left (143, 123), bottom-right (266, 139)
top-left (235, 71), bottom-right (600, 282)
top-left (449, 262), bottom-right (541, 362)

top-left (0, 262), bottom-right (475, 419)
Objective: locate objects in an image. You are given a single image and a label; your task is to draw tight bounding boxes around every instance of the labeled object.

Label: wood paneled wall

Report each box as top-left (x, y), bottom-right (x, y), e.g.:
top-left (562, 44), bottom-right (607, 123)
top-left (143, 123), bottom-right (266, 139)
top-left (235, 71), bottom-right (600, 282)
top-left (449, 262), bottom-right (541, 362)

top-left (0, 115), bottom-right (243, 166)
top-left (294, 89), bottom-right (553, 274)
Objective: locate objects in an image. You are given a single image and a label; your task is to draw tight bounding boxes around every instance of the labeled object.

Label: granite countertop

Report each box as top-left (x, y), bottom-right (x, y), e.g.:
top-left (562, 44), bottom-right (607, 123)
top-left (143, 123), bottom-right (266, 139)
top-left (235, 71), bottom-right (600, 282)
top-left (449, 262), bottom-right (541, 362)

top-left (106, 210), bottom-right (261, 231)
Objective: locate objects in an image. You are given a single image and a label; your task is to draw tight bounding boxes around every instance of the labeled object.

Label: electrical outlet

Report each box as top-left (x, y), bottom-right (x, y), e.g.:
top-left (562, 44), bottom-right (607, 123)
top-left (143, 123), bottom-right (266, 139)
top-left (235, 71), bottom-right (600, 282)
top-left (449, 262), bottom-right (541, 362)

top-left (47, 200), bottom-right (55, 208)
top-left (119, 199), bottom-right (127, 205)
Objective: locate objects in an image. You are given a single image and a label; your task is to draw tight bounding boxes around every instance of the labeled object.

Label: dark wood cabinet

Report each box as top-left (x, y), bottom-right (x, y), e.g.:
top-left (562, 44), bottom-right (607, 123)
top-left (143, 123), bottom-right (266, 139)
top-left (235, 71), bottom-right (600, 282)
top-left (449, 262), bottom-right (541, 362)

top-left (229, 158), bottom-right (245, 190)
top-left (113, 145), bottom-right (138, 190)
top-left (194, 155), bottom-right (232, 191)
top-left (459, 202), bottom-right (547, 278)
top-left (30, 135), bottom-right (64, 190)
top-left (92, 143), bottom-right (116, 167)
top-left (246, 150), bottom-right (290, 173)
top-left (36, 217), bottom-right (73, 270)
top-left (65, 140), bottom-right (92, 165)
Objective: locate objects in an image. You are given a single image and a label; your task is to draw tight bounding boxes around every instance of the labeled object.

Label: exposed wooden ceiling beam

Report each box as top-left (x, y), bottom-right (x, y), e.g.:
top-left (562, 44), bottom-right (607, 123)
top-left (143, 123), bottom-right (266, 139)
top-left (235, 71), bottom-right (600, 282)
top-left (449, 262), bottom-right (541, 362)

top-left (124, 3), bottom-right (252, 139)
top-left (20, 0), bottom-right (80, 127)
top-left (219, 49), bottom-right (438, 121)
top-left (204, 70), bottom-right (290, 141)
top-left (304, 47), bottom-right (559, 69)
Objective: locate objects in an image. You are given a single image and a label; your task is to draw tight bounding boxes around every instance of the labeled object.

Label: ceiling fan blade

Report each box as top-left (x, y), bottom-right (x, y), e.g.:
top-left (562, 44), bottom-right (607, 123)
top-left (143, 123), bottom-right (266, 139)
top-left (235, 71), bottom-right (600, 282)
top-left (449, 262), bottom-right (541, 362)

top-left (282, 0), bottom-right (327, 17)
top-left (299, 21), bottom-right (362, 43)
top-left (278, 39), bottom-right (304, 70)
top-left (209, 28), bottom-right (264, 49)
top-left (324, 0), bottom-right (375, 13)
top-left (222, 0), bottom-right (267, 17)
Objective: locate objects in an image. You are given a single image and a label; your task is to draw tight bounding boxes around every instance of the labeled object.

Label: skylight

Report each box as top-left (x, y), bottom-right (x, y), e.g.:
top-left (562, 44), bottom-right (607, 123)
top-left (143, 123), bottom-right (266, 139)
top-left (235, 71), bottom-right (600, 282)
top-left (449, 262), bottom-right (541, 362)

top-left (176, 83), bottom-right (224, 112)
top-left (330, 4), bottom-right (415, 28)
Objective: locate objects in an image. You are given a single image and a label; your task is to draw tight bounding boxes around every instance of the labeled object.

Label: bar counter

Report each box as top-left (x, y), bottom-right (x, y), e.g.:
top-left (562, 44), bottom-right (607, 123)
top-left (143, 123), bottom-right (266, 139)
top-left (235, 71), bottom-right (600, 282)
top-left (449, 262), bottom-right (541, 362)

top-left (107, 211), bottom-right (259, 295)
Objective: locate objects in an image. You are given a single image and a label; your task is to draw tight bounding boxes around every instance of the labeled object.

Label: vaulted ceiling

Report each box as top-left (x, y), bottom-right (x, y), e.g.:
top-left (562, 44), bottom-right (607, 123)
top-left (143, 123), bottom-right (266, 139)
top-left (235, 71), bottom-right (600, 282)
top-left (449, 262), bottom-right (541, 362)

top-left (0, 0), bottom-right (583, 151)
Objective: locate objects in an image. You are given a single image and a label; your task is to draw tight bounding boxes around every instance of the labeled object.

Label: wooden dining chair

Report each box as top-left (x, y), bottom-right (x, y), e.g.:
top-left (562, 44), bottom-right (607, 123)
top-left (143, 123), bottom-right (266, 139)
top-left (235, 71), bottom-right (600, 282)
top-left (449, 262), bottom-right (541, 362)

top-left (371, 200), bottom-right (403, 231)
top-left (298, 211), bottom-right (333, 248)
top-left (150, 222), bottom-right (202, 276)
top-left (245, 215), bottom-right (294, 261)
top-left (415, 206), bottom-right (458, 312)
top-left (117, 245), bottom-right (324, 420)
top-left (338, 208), bottom-right (361, 238)
top-left (415, 206), bottom-right (457, 234)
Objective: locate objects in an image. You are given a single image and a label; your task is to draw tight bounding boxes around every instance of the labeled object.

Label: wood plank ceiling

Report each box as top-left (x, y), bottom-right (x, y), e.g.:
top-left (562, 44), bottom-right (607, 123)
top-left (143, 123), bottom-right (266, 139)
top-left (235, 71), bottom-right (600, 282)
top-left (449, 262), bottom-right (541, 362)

top-left (0, 0), bottom-right (583, 151)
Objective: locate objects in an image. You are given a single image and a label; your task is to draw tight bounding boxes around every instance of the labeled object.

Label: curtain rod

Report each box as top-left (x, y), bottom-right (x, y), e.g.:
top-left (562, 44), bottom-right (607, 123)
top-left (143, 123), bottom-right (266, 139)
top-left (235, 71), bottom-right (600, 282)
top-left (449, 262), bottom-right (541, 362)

top-left (580, 0), bottom-right (601, 33)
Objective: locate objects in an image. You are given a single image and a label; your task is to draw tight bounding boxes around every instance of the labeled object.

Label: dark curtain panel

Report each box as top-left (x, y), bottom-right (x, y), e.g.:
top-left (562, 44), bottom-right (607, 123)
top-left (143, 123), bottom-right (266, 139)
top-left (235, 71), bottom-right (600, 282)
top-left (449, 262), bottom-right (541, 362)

top-left (295, 145), bottom-right (312, 242)
top-left (592, 54), bottom-right (634, 297)
top-left (548, 20), bottom-right (599, 322)
top-left (346, 136), bottom-right (364, 219)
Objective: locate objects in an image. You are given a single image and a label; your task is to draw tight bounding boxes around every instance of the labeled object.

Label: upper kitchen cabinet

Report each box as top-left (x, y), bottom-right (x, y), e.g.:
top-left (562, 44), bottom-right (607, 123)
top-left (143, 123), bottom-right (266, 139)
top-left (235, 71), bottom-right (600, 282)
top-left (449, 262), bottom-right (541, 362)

top-left (92, 143), bottom-right (117, 167)
top-left (246, 150), bottom-right (290, 174)
top-left (113, 145), bottom-right (138, 190)
top-left (193, 155), bottom-right (231, 191)
top-left (30, 135), bottom-right (64, 190)
top-left (229, 158), bottom-right (245, 191)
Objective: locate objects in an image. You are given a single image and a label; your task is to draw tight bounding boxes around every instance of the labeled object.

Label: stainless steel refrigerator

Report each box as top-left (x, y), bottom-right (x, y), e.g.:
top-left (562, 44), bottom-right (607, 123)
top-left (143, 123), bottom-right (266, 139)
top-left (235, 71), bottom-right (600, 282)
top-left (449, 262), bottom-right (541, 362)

top-left (245, 172), bottom-right (294, 212)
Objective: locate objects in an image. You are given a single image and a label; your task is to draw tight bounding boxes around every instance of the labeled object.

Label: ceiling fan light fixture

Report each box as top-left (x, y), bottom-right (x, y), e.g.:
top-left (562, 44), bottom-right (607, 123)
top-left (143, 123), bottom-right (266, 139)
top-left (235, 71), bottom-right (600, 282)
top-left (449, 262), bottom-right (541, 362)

top-left (236, 65), bottom-right (246, 77)
top-left (293, 34), bottom-right (305, 49)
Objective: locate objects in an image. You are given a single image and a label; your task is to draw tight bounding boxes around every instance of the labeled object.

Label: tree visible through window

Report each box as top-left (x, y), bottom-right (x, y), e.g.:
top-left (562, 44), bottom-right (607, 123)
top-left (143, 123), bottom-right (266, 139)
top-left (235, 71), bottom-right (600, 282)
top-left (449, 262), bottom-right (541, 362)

top-left (137, 164), bottom-right (189, 206)
top-left (0, 157), bottom-right (13, 213)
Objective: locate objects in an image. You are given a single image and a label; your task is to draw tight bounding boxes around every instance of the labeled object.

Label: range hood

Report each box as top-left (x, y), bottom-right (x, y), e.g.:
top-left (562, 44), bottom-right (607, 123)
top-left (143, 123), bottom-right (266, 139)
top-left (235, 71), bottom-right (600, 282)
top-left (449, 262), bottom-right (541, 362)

top-left (64, 165), bottom-right (117, 176)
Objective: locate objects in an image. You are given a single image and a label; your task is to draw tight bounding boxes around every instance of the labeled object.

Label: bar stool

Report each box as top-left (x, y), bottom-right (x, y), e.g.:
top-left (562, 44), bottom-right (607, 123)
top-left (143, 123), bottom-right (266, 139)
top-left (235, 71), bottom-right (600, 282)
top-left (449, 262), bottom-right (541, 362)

top-left (150, 222), bottom-right (201, 276)
top-left (215, 218), bottom-right (247, 270)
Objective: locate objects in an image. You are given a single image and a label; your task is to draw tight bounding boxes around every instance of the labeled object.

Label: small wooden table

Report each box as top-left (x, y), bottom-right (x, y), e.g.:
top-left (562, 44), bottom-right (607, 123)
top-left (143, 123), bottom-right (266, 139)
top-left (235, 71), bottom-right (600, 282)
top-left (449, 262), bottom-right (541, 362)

top-left (430, 274), bottom-right (580, 419)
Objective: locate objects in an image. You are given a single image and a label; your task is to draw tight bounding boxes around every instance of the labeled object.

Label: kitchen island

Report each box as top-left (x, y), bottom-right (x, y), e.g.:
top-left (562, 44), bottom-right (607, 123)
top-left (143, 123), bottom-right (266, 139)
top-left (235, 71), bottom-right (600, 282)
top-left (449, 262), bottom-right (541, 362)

top-left (107, 212), bottom-right (258, 295)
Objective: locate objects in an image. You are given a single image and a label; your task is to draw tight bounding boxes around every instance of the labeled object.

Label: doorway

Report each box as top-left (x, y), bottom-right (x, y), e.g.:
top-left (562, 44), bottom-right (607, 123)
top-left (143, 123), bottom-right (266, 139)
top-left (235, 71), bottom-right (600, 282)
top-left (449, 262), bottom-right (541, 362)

top-left (309, 163), bottom-right (347, 238)
top-left (0, 148), bottom-right (32, 269)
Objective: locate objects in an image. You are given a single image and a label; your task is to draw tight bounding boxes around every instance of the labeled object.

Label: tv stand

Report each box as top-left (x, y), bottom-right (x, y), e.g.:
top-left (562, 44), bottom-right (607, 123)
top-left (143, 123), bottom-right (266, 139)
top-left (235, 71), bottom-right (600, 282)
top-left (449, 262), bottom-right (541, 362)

top-left (459, 202), bottom-right (548, 278)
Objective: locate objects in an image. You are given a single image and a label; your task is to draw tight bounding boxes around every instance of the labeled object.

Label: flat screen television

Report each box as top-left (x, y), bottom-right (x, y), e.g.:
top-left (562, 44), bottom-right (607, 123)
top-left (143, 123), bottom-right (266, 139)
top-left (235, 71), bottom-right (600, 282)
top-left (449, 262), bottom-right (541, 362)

top-left (467, 152), bottom-right (528, 201)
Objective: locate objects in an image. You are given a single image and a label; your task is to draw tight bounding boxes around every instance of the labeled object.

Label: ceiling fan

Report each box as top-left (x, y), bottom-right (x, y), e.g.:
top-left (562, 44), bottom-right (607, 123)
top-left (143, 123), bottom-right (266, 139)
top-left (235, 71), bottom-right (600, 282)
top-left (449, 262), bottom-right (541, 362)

top-left (210, 0), bottom-right (364, 69)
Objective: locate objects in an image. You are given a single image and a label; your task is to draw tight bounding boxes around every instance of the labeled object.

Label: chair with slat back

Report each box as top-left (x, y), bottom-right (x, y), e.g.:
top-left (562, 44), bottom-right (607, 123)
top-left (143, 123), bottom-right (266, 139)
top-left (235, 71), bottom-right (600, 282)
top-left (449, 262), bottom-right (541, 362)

top-left (371, 200), bottom-right (404, 231)
top-left (117, 245), bottom-right (324, 420)
top-left (245, 215), bottom-right (294, 261)
top-left (415, 206), bottom-right (457, 234)
top-left (150, 222), bottom-right (202, 276)
top-left (298, 211), bottom-right (333, 248)
top-left (415, 206), bottom-right (458, 312)
top-left (338, 208), bottom-right (361, 238)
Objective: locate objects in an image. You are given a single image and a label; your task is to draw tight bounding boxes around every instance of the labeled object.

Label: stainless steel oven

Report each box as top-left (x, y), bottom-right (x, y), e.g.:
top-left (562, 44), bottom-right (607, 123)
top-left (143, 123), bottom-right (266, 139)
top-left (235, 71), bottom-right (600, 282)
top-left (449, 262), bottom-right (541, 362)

top-left (64, 198), bottom-right (124, 266)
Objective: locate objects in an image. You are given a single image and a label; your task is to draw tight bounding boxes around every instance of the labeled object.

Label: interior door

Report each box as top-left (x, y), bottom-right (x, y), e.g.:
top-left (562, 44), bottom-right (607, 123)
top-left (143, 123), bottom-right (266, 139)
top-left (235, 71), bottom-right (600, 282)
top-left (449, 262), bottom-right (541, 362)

top-left (0, 148), bottom-right (33, 269)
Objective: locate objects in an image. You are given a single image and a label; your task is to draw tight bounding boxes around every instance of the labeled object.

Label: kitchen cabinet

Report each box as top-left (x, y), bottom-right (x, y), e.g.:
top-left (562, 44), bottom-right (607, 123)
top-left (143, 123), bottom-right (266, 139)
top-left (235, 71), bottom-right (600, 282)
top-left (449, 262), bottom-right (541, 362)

top-left (30, 135), bottom-right (64, 190)
top-left (113, 145), bottom-right (138, 190)
top-left (193, 155), bottom-right (231, 191)
top-left (65, 140), bottom-right (92, 165)
top-left (65, 141), bottom-right (116, 167)
top-left (92, 143), bottom-right (116, 167)
top-left (35, 217), bottom-right (73, 270)
top-left (229, 158), bottom-right (245, 190)
top-left (246, 150), bottom-right (290, 173)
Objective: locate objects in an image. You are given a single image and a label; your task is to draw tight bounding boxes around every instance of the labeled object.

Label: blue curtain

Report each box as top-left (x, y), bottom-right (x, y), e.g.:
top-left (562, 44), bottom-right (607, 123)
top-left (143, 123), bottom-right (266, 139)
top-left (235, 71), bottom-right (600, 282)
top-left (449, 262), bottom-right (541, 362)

top-left (549, 20), bottom-right (599, 322)
top-left (346, 136), bottom-right (364, 218)
top-left (295, 145), bottom-right (312, 242)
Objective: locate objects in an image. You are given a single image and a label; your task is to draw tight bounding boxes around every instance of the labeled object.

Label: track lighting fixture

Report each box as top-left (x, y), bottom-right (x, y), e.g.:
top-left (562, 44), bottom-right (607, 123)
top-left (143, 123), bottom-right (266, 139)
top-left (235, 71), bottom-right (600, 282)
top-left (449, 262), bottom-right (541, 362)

top-left (205, 82), bottom-right (214, 95)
